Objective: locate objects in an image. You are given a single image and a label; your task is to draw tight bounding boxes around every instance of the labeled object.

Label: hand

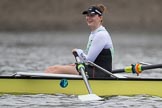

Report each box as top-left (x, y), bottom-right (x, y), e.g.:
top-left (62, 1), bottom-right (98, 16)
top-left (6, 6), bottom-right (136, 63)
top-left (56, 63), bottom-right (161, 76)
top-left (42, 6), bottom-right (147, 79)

top-left (72, 48), bottom-right (77, 53)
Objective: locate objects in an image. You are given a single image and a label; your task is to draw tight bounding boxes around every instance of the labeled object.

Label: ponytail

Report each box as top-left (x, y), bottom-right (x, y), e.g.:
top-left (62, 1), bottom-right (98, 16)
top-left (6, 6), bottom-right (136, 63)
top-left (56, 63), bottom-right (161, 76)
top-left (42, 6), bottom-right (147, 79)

top-left (96, 4), bottom-right (107, 14)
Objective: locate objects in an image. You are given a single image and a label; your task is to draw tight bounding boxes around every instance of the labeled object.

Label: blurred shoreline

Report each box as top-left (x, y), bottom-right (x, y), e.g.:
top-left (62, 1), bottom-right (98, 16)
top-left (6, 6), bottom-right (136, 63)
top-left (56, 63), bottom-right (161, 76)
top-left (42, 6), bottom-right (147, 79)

top-left (0, 0), bottom-right (162, 33)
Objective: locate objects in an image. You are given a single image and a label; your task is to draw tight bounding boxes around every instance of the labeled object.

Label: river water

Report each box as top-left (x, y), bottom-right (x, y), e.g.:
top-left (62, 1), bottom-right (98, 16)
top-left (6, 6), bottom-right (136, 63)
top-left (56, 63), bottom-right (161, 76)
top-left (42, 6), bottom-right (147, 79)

top-left (0, 31), bottom-right (162, 108)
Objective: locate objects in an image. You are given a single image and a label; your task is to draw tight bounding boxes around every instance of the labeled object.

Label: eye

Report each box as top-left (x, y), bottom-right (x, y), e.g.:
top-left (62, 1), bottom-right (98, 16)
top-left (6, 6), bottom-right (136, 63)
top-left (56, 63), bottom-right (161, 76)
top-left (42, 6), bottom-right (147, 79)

top-left (86, 13), bottom-right (96, 17)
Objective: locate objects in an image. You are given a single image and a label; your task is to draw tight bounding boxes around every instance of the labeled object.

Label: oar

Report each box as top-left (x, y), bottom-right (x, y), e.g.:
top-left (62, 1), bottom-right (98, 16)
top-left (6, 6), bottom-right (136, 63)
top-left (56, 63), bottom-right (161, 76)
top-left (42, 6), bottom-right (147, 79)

top-left (72, 51), bottom-right (103, 101)
top-left (112, 63), bottom-right (162, 75)
top-left (138, 62), bottom-right (162, 69)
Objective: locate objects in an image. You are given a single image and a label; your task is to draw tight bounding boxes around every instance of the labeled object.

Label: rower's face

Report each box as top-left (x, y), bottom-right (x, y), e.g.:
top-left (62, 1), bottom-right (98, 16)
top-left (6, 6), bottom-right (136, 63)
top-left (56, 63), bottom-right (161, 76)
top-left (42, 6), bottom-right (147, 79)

top-left (86, 14), bottom-right (102, 28)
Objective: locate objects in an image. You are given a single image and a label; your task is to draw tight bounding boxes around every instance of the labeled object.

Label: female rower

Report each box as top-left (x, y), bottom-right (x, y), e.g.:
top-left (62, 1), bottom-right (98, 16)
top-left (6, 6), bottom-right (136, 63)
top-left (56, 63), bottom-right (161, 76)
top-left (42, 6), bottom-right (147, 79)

top-left (45, 4), bottom-right (114, 78)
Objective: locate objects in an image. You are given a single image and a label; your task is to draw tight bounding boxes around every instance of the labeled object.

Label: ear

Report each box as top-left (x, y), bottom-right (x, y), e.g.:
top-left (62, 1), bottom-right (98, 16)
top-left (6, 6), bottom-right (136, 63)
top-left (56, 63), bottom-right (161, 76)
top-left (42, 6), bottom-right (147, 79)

top-left (99, 16), bottom-right (103, 22)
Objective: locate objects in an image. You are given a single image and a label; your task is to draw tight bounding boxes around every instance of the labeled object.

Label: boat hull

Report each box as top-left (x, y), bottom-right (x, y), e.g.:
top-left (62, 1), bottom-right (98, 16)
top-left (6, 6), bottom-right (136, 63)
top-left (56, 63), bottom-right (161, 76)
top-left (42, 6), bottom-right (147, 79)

top-left (0, 76), bottom-right (162, 97)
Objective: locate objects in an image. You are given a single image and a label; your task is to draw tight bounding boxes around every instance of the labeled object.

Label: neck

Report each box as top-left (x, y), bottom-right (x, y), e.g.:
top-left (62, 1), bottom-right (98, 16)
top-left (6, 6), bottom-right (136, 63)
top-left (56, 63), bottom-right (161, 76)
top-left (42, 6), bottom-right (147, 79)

top-left (90, 24), bottom-right (102, 32)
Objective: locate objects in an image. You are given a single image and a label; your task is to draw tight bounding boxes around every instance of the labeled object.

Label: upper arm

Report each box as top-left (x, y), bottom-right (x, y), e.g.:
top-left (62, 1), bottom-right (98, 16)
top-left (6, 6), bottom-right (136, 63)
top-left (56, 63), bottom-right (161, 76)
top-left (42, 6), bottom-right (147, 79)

top-left (86, 33), bottom-right (106, 62)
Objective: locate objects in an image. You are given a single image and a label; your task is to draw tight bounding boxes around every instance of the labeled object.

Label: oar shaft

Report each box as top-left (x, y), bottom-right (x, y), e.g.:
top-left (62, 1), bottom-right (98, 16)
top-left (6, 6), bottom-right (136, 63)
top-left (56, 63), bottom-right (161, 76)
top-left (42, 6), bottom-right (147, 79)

top-left (80, 67), bottom-right (92, 94)
top-left (73, 51), bottom-right (93, 94)
top-left (112, 64), bottom-right (162, 74)
top-left (142, 64), bottom-right (162, 70)
top-left (112, 69), bottom-right (125, 73)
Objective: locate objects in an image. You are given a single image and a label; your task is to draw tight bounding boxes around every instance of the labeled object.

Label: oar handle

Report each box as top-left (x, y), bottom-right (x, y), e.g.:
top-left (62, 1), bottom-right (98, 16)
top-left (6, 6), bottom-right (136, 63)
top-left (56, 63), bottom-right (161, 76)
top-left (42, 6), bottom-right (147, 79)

top-left (72, 51), bottom-right (78, 58)
top-left (72, 51), bottom-right (81, 63)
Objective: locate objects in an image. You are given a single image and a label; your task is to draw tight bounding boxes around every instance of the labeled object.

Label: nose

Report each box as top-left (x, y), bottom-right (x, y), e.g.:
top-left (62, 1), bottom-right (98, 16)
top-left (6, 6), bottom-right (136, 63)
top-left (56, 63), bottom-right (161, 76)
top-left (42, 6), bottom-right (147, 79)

top-left (86, 15), bottom-right (91, 20)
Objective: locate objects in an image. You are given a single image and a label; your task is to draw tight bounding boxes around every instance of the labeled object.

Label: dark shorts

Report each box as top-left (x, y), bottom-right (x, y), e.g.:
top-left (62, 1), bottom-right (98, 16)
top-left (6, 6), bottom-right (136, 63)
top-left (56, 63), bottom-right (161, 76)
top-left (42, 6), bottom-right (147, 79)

top-left (85, 65), bottom-right (111, 78)
top-left (78, 49), bottom-right (112, 78)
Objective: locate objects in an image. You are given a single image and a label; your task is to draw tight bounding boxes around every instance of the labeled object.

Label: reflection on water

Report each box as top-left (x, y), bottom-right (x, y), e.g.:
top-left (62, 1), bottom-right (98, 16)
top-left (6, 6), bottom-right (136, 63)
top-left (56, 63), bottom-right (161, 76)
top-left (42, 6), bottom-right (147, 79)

top-left (0, 31), bottom-right (162, 107)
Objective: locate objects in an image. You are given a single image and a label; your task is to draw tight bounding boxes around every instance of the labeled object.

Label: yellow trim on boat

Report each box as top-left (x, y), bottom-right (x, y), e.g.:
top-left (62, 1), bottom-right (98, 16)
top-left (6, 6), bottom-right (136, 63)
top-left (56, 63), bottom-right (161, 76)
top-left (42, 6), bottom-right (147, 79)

top-left (0, 78), bottom-right (162, 97)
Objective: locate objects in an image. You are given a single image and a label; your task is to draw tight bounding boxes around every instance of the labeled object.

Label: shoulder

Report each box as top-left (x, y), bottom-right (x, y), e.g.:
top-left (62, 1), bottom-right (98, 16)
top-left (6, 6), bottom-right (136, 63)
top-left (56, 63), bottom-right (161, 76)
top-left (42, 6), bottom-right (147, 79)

top-left (96, 26), bottom-right (110, 35)
top-left (95, 29), bottom-right (110, 39)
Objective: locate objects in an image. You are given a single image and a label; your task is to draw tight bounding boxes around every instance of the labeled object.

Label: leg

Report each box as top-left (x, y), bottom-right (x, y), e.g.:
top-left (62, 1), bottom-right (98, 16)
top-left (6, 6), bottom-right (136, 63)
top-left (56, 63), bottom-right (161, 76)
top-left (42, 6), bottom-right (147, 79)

top-left (45, 64), bottom-right (79, 75)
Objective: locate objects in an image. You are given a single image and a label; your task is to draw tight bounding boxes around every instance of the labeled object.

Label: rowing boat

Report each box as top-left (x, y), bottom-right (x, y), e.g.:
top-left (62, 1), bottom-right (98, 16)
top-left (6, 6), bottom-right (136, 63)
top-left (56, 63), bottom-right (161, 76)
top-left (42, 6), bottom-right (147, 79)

top-left (0, 72), bottom-right (162, 97)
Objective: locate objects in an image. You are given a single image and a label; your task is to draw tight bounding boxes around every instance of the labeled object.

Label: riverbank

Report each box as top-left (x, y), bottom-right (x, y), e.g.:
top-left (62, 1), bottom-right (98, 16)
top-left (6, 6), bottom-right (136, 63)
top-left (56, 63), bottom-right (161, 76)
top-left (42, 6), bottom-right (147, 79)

top-left (0, 0), bottom-right (162, 32)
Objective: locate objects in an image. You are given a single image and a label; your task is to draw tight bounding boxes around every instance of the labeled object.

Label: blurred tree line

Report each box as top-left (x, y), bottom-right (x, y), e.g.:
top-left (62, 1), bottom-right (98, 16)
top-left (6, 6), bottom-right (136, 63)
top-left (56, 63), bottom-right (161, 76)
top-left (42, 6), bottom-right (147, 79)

top-left (0, 0), bottom-right (162, 32)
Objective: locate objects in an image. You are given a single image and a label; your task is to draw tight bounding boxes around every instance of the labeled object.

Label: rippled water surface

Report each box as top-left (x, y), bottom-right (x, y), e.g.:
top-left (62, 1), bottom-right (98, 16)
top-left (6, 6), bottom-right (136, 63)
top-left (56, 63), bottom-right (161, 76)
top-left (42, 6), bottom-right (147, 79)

top-left (0, 31), bottom-right (162, 108)
top-left (0, 94), bottom-right (162, 108)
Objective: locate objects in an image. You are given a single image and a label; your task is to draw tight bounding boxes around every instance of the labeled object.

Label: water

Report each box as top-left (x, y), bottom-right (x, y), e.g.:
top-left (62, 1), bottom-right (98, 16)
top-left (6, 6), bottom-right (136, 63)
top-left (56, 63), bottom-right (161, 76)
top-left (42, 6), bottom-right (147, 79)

top-left (0, 31), bottom-right (162, 108)
top-left (0, 94), bottom-right (162, 108)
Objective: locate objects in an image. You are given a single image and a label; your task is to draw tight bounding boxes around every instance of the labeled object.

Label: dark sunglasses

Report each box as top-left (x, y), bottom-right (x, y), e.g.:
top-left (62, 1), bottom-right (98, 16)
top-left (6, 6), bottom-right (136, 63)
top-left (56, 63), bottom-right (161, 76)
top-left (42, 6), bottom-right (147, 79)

top-left (86, 13), bottom-right (97, 17)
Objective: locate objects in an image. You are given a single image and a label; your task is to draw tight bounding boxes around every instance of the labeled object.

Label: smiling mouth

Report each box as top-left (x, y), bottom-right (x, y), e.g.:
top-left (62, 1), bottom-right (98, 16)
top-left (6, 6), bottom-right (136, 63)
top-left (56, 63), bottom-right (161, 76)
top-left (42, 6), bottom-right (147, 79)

top-left (87, 20), bottom-right (93, 24)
